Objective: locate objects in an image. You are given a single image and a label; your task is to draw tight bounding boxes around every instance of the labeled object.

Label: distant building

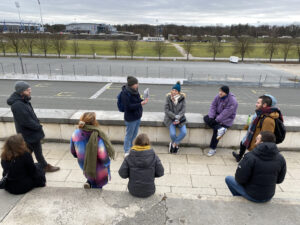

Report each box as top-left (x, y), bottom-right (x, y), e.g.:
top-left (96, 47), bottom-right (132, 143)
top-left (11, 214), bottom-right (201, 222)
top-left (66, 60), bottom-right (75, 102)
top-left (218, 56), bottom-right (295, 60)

top-left (65, 23), bottom-right (117, 34)
top-left (142, 36), bottom-right (165, 42)
top-left (0, 21), bottom-right (41, 33)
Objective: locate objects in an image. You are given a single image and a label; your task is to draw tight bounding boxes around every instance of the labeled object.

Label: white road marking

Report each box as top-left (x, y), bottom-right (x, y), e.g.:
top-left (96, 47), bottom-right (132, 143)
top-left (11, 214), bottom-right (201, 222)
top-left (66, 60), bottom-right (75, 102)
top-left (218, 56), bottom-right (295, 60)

top-left (89, 82), bottom-right (113, 99)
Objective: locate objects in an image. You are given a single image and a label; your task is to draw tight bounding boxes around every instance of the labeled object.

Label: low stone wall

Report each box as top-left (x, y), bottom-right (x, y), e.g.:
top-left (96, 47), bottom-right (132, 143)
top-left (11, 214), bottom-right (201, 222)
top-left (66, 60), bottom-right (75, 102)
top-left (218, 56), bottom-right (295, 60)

top-left (1, 108), bottom-right (300, 150)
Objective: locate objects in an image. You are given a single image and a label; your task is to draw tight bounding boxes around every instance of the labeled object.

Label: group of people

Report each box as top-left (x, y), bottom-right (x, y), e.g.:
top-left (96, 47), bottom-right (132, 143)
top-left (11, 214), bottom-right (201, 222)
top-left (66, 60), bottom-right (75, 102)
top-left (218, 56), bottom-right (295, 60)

top-left (0, 78), bottom-right (286, 203)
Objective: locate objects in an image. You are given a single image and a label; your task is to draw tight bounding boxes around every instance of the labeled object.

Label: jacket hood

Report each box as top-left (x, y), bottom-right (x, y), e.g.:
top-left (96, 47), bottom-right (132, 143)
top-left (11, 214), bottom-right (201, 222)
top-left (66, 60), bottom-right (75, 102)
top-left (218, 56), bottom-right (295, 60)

top-left (166, 92), bottom-right (186, 99)
top-left (268, 112), bottom-right (279, 119)
top-left (252, 142), bottom-right (279, 161)
top-left (7, 92), bottom-right (23, 106)
top-left (129, 148), bottom-right (156, 168)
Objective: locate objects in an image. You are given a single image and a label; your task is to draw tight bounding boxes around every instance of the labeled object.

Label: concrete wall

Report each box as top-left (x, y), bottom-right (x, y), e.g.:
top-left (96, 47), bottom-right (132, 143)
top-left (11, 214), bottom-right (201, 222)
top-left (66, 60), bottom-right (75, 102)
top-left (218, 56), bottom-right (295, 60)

top-left (1, 108), bottom-right (300, 150)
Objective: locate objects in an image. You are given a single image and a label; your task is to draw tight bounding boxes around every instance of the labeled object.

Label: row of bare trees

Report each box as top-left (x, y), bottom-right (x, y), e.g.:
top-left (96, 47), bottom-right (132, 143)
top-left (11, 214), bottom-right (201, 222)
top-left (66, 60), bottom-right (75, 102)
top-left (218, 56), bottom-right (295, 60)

top-left (0, 33), bottom-right (300, 62)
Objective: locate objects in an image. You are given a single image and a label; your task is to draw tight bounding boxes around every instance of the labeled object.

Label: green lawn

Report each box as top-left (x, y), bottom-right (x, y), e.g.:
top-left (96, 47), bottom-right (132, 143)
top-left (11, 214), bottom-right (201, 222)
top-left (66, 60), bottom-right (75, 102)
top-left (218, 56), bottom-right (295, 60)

top-left (185, 43), bottom-right (299, 59)
top-left (4, 40), bottom-right (182, 57)
top-left (3, 40), bottom-right (300, 59)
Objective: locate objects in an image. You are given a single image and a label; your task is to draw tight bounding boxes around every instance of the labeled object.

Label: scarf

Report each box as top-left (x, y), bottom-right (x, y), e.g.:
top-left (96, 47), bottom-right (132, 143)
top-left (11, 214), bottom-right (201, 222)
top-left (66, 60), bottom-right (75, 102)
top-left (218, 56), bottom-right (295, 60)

top-left (171, 94), bottom-right (180, 105)
top-left (131, 145), bottom-right (151, 151)
top-left (82, 124), bottom-right (115, 178)
top-left (243, 107), bottom-right (283, 149)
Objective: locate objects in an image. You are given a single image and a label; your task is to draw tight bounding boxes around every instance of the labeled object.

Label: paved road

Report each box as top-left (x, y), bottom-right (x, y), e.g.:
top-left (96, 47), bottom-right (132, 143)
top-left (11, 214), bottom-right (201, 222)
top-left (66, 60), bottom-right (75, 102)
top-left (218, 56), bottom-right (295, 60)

top-left (0, 57), bottom-right (295, 82)
top-left (0, 80), bottom-right (299, 116)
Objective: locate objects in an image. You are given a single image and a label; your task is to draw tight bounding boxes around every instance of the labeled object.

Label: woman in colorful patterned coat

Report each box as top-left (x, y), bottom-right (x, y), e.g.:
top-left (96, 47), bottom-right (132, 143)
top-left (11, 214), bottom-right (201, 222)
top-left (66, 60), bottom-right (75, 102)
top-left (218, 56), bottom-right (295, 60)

top-left (70, 112), bottom-right (115, 189)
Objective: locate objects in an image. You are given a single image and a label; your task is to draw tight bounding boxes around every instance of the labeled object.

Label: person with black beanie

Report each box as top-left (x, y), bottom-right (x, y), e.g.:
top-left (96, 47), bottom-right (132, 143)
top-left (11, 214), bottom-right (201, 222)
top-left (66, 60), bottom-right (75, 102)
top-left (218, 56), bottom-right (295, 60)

top-left (120, 76), bottom-right (148, 157)
top-left (203, 85), bottom-right (238, 156)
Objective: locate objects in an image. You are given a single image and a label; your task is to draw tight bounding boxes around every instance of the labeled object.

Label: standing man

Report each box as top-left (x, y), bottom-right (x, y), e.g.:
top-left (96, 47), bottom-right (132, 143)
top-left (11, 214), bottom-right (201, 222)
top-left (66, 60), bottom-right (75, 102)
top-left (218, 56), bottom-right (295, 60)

top-left (232, 95), bottom-right (283, 161)
top-left (121, 76), bottom-right (148, 157)
top-left (204, 86), bottom-right (238, 157)
top-left (7, 81), bottom-right (60, 172)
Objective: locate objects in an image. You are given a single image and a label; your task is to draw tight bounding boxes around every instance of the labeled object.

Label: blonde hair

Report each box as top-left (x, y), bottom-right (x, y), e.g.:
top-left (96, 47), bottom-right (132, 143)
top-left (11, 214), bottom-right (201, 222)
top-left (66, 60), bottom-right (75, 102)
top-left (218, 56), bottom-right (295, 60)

top-left (134, 133), bottom-right (150, 146)
top-left (78, 112), bottom-right (99, 128)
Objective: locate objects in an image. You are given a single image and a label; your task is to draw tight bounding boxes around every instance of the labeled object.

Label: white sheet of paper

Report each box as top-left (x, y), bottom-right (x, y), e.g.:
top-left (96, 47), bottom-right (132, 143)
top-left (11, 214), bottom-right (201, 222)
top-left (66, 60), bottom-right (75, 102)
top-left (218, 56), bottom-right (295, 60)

top-left (143, 88), bottom-right (149, 99)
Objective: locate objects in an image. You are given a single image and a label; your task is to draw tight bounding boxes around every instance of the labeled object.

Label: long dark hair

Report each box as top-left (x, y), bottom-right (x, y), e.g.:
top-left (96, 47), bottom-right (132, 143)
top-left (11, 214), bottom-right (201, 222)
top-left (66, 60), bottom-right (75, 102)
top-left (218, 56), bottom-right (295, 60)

top-left (1, 134), bottom-right (30, 161)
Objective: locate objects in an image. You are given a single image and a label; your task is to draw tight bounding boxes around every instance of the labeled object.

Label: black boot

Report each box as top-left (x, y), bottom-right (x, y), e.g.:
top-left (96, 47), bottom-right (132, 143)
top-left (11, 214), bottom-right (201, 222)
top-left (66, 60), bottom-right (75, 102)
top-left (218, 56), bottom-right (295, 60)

top-left (232, 152), bottom-right (242, 162)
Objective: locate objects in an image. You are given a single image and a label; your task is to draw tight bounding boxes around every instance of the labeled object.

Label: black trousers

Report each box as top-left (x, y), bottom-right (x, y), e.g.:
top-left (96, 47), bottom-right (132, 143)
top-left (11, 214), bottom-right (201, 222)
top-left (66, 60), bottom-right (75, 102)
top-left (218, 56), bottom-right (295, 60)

top-left (26, 141), bottom-right (48, 168)
top-left (204, 115), bottom-right (229, 149)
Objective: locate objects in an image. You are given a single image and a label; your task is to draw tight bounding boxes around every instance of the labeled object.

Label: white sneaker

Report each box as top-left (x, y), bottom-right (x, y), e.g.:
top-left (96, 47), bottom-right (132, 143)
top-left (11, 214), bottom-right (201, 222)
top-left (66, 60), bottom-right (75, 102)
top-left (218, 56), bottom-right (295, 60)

top-left (207, 149), bottom-right (216, 157)
top-left (168, 142), bottom-right (172, 154)
top-left (217, 127), bottom-right (227, 140)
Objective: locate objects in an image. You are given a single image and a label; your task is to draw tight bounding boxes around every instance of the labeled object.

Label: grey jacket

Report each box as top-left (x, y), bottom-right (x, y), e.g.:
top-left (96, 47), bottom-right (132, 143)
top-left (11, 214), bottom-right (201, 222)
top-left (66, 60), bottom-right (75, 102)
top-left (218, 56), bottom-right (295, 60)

top-left (118, 148), bottom-right (164, 198)
top-left (164, 93), bottom-right (186, 128)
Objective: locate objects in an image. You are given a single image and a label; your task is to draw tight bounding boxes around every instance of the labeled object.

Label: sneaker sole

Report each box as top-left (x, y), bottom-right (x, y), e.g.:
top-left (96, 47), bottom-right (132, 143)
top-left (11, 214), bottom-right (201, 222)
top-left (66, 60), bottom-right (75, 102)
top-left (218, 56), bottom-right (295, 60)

top-left (83, 183), bottom-right (91, 189)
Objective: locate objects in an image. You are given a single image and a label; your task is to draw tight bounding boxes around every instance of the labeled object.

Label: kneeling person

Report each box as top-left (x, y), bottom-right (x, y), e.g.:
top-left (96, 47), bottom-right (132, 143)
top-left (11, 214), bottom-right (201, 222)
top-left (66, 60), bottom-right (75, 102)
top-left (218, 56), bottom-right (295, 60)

top-left (118, 134), bottom-right (164, 198)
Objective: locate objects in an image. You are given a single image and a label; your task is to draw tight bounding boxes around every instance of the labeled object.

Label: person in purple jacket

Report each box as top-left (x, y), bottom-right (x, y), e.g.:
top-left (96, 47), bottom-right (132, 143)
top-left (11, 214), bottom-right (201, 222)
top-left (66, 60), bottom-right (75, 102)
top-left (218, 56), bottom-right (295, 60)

top-left (204, 86), bottom-right (238, 156)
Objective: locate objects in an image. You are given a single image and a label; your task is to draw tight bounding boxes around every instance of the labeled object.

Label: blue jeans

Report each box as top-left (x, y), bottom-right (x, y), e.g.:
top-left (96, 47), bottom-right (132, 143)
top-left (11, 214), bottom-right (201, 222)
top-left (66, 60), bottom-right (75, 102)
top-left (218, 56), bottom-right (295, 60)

top-left (124, 119), bottom-right (141, 153)
top-left (169, 124), bottom-right (187, 145)
top-left (225, 176), bottom-right (271, 203)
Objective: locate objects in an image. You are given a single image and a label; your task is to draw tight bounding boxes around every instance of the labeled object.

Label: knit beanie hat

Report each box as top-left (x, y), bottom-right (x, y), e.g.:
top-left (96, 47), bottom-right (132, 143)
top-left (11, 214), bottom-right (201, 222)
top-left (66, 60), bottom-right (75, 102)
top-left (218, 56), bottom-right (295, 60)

top-left (220, 85), bottom-right (229, 95)
top-left (172, 81), bottom-right (181, 92)
top-left (15, 81), bottom-right (30, 94)
top-left (127, 76), bottom-right (138, 86)
top-left (264, 94), bottom-right (277, 107)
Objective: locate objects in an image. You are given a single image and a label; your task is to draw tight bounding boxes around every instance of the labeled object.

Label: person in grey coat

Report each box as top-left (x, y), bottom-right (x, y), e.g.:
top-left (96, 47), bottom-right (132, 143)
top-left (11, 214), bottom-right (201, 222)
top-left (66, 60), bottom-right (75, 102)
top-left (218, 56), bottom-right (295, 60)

top-left (118, 133), bottom-right (164, 198)
top-left (164, 81), bottom-right (187, 154)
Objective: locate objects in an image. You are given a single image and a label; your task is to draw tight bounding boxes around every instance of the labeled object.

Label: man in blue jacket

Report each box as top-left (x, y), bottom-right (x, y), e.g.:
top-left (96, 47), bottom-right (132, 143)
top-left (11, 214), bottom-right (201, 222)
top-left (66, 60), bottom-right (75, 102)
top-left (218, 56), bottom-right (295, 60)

top-left (7, 81), bottom-right (60, 172)
top-left (121, 76), bottom-right (148, 156)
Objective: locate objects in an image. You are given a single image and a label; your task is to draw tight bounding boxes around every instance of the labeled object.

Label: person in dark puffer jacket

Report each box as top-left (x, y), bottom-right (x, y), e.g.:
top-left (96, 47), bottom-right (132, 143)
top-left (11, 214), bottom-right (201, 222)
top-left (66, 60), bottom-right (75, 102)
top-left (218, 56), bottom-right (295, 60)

top-left (118, 133), bottom-right (164, 198)
top-left (225, 131), bottom-right (286, 202)
top-left (7, 81), bottom-right (59, 173)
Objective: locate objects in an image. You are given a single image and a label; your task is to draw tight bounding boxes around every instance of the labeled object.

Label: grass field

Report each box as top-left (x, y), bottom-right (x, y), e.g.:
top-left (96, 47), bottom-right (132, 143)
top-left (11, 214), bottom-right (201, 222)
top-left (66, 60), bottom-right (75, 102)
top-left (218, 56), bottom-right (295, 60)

top-left (182, 43), bottom-right (299, 59)
top-left (2, 40), bottom-right (300, 59)
top-left (4, 40), bottom-right (182, 57)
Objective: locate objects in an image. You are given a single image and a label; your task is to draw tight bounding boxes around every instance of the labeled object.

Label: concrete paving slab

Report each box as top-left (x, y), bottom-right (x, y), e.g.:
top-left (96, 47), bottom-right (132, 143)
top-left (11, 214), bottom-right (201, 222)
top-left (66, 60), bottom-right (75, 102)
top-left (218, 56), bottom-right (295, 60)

top-left (187, 155), bottom-right (225, 165)
top-left (166, 196), bottom-right (300, 225)
top-left (170, 163), bottom-right (210, 175)
top-left (1, 187), bottom-right (165, 225)
top-left (0, 190), bottom-right (24, 223)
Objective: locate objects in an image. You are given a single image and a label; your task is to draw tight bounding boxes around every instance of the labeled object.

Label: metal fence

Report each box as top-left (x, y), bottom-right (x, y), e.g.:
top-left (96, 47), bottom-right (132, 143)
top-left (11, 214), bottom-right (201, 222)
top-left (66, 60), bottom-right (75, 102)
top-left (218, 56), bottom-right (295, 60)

top-left (0, 61), bottom-right (299, 88)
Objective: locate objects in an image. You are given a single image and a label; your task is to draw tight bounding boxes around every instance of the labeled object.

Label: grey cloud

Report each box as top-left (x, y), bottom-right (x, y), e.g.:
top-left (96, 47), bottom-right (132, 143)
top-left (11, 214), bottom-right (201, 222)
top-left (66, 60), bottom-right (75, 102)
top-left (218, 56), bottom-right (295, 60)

top-left (0, 0), bottom-right (299, 25)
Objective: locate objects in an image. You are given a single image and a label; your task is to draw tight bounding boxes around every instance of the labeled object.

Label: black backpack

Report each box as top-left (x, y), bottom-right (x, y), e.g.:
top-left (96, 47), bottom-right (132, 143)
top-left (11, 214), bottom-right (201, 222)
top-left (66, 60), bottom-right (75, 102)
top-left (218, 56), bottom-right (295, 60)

top-left (260, 115), bottom-right (286, 144)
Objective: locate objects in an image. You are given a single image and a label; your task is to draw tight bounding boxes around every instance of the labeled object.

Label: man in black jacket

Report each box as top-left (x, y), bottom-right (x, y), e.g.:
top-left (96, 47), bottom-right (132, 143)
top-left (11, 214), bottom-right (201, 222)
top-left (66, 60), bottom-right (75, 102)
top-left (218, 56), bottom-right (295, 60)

top-left (225, 131), bottom-right (286, 202)
top-left (121, 76), bottom-right (148, 157)
top-left (7, 81), bottom-right (59, 172)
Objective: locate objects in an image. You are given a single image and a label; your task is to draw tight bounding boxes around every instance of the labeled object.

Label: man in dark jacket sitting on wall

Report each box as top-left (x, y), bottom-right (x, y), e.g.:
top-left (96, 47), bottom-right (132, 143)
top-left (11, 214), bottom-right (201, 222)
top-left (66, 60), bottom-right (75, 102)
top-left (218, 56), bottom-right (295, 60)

top-left (225, 131), bottom-right (286, 202)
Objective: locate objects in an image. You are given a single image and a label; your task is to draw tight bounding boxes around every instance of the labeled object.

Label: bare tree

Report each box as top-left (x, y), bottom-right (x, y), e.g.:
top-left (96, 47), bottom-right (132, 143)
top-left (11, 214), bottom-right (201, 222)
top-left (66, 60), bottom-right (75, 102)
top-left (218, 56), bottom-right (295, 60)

top-left (296, 39), bottom-right (300, 63)
top-left (126, 40), bottom-right (138, 59)
top-left (280, 39), bottom-right (293, 62)
top-left (153, 41), bottom-right (167, 60)
top-left (71, 39), bottom-right (80, 58)
top-left (90, 43), bottom-right (97, 59)
top-left (6, 33), bottom-right (24, 56)
top-left (233, 36), bottom-right (253, 62)
top-left (0, 34), bottom-right (9, 56)
top-left (208, 39), bottom-right (223, 61)
top-left (52, 34), bottom-right (67, 58)
top-left (110, 40), bottom-right (120, 59)
top-left (264, 38), bottom-right (279, 62)
top-left (37, 34), bottom-right (52, 57)
top-left (183, 38), bottom-right (193, 60)
top-left (22, 33), bottom-right (36, 57)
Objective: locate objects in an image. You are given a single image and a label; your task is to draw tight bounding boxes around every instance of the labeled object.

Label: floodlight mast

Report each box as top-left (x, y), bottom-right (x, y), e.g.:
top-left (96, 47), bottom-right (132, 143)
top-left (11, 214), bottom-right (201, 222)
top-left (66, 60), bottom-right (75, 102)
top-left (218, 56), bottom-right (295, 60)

top-left (37, 0), bottom-right (44, 32)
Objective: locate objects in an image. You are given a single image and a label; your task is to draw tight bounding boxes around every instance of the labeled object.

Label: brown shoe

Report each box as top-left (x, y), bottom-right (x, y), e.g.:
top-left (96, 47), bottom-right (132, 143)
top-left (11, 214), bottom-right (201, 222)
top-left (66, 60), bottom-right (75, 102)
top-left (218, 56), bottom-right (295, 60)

top-left (44, 164), bottom-right (60, 173)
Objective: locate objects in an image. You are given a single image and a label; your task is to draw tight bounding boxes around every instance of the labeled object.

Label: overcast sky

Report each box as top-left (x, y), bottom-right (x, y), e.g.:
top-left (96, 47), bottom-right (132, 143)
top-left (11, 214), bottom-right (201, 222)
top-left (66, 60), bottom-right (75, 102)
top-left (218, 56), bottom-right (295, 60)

top-left (0, 0), bottom-right (299, 26)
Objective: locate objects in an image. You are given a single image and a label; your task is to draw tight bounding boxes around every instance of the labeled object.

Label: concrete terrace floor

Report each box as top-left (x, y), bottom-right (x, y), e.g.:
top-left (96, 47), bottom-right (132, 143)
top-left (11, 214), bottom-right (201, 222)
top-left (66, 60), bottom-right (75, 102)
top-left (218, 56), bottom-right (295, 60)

top-left (1, 142), bottom-right (299, 200)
